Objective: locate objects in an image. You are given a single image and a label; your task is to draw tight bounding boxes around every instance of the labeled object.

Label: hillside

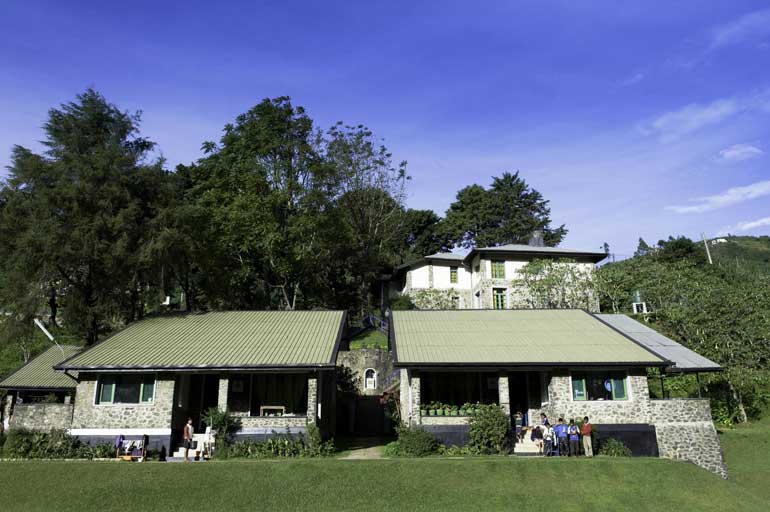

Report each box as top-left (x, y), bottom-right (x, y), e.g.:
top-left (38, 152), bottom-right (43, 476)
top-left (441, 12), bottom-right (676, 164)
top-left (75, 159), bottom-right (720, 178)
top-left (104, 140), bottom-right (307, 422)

top-left (708, 235), bottom-right (770, 267)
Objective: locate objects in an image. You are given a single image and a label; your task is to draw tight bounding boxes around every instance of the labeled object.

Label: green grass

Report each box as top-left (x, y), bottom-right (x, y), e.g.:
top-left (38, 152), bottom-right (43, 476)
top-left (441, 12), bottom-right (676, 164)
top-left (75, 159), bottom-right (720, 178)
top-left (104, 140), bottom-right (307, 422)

top-left (348, 329), bottom-right (388, 350)
top-left (2, 420), bottom-right (768, 511)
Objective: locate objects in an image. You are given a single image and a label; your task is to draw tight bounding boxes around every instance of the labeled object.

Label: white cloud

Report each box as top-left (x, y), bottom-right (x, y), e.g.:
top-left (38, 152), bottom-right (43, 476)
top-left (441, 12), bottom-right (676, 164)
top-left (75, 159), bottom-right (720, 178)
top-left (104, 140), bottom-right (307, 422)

top-left (710, 8), bottom-right (770, 50)
top-left (736, 216), bottom-right (770, 231)
top-left (641, 89), bottom-right (770, 142)
top-left (619, 72), bottom-right (645, 87)
top-left (666, 180), bottom-right (770, 214)
top-left (641, 98), bottom-right (741, 142)
top-left (717, 143), bottom-right (764, 161)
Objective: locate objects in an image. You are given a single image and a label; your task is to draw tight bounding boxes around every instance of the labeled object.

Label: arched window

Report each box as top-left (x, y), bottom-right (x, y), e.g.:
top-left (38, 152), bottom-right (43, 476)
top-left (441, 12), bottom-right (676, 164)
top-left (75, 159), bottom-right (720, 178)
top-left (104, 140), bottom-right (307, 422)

top-left (364, 369), bottom-right (377, 390)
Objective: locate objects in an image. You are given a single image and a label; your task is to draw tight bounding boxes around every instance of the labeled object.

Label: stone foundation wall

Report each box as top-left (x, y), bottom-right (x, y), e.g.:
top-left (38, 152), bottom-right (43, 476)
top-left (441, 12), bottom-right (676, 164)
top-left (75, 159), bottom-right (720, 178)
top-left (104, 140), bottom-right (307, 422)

top-left (420, 415), bottom-right (470, 426)
top-left (71, 373), bottom-right (175, 429)
top-left (238, 416), bottom-right (309, 429)
top-left (650, 399), bottom-right (727, 478)
top-left (9, 403), bottom-right (74, 431)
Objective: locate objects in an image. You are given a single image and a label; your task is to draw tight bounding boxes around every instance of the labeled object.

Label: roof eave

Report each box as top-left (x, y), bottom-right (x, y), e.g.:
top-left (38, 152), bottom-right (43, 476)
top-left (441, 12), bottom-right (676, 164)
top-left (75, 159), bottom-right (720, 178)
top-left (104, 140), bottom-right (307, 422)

top-left (393, 361), bottom-right (670, 369)
top-left (55, 363), bottom-right (337, 372)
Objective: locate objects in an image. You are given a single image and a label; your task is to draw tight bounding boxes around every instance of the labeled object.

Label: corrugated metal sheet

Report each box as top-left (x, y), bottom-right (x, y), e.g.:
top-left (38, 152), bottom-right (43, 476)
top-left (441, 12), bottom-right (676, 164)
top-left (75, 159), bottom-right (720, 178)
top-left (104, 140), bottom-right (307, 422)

top-left (595, 314), bottom-right (721, 373)
top-left (0, 345), bottom-right (81, 390)
top-left (391, 309), bottom-right (666, 365)
top-left (58, 311), bottom-right (345, 370)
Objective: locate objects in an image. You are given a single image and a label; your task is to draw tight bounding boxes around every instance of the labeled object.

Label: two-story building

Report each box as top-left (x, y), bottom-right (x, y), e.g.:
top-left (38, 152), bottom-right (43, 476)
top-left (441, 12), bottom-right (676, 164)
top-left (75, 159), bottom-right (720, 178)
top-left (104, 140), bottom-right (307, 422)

top-left (390, 240), bottom-right (606, 310)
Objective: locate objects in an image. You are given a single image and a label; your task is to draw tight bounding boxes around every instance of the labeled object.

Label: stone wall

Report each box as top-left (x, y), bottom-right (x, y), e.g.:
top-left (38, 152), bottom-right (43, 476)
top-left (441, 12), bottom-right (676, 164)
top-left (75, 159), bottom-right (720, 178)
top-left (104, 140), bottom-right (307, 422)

top-left (399, 370), bottom-right (421, 425)
top-left (71, 373), bottom-right (175, 430)
top-left (651, 399), bottom-right (727, 478)
top-left (9, 403), bottom-right (74, 431)
top-left (544, 369), bottom-right (651, 424)
top-left (337, 349), bottom-right (394, 396)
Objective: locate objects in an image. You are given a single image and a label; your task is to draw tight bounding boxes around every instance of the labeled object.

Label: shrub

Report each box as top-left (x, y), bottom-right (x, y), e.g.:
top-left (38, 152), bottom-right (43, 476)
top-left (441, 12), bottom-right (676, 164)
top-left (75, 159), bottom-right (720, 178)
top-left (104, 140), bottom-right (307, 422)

top-left (227, 426), bottom-right (334, 459)
top-left (467, 404), bottom-right (512, 455)
top-left (387, 425), bottom-right (439, 457)
top-left (2, 429), bottom-right (93, 459)
top-left (599, 438), bottom-right (632, 457)
top-left (438, 444), bottom-right (474, 456)
top-left (201, 407), bottom-right (242, 449)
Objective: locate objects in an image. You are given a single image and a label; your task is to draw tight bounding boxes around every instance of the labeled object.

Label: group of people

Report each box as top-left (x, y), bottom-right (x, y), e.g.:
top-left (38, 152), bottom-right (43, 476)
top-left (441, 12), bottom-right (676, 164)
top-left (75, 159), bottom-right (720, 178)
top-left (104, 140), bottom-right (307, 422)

top-left (514, 411), bottom-right (593, 457)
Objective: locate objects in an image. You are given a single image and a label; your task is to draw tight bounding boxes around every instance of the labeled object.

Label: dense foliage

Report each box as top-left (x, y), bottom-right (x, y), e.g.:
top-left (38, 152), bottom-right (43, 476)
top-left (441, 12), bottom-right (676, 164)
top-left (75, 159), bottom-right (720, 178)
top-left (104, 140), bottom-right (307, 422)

top-left (384, 425), bottom-right (440, 457)
top-left (225, 425), bottom-right (333, 459)
top-left (0, 90), bottom-right (565, 371)
top-left (466, 404), bottom-right (513, 455)
top-left (595, 238), bottom-right (770, 423)
top-left (2, 429), bottom-right (113, 459)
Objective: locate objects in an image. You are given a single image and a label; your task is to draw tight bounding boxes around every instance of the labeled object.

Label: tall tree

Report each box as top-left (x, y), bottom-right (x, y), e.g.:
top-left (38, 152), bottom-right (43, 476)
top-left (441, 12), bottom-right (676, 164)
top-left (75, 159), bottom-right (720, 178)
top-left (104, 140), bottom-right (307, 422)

top-left (0, 89), bottom-right (162, 344)
top-left (188, 97), bottom-right (332, 310)
top-left (441, 171), bottom-right (566, 248)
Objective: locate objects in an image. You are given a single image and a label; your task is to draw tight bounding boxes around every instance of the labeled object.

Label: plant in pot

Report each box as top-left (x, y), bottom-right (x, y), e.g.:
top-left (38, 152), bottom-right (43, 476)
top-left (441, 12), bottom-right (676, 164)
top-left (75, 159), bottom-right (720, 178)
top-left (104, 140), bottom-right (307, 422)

top-left (436, 402), bottom-right (445, 416)
top-left (449, 405), bottom-right (459, 416)
top-left (460, 403), bottom-right (470, 416)
top-left (429, 402), bottom-right (438, 416)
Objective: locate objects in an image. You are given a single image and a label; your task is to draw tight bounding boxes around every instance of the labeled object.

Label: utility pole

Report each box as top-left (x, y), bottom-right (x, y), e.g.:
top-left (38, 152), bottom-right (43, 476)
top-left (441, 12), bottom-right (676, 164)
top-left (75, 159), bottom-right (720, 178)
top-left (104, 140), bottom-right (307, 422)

top-left (701, 233), bottom-right (713, 265)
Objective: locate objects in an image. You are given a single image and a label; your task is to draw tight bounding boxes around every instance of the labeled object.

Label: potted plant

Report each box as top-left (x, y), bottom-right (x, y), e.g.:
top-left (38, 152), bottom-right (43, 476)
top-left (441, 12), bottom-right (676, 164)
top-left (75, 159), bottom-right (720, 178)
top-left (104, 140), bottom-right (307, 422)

top-left (429, 402), bottom-right (438, 416)
top-left (449, 405), bottom-right (459, 416)
top-left (436, 402), bottom-right (445, 416)
top-left (421, 407), bottom-right (428, 416)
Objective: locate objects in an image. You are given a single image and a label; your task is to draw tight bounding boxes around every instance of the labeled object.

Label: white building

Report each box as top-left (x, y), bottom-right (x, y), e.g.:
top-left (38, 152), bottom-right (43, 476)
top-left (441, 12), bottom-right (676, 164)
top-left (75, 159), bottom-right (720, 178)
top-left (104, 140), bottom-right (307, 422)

top-left (390, 242), bottom-right (606, 310)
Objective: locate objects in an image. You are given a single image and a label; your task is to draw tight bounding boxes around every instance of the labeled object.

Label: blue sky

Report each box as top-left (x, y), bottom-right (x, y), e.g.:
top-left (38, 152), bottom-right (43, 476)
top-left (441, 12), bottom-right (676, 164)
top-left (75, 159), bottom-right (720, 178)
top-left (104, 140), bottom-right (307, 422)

top-left (1, 1), bottom-right (769, 255)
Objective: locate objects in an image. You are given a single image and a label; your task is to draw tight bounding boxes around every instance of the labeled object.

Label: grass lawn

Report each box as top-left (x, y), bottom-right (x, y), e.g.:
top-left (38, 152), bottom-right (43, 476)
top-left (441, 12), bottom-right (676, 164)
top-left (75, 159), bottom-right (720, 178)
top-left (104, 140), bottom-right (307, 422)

top-left (348, 329), bottom-right (388, 349)
top-left (2, 420), bottom-right (768, 511)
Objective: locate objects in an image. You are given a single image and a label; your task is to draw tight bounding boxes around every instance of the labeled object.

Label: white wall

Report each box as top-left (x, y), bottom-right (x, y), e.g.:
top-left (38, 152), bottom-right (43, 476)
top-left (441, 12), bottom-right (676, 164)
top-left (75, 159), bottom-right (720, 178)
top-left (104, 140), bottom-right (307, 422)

top-left (409, 264), bottom-right (430, 289)
top-left (432, 264), bottom-right (471, 289)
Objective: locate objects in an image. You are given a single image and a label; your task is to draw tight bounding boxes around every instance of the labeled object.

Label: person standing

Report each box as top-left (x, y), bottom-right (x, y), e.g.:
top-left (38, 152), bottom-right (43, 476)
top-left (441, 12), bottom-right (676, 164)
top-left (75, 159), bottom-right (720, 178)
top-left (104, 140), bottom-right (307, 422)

top-left (581, 416), bottom-right (593, 457)
top-left (514, 410), bottom-right (524, 443)
top-left (568, 419), bottom-right (580, 456)
top-left (555, 418), bottom-right (569, 456)
top-left (183, 418), bottom-right (194, 462)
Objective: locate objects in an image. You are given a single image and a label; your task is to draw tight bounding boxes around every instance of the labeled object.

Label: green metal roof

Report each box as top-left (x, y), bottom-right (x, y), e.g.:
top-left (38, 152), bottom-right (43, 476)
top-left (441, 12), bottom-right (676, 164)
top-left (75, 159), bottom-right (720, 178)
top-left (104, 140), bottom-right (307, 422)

top-left (0, 345), bottom-right (81, 390)
top-left (391, 309), bottom-right (667, 366)
top-left (57, 311), bottom-right (346, 371)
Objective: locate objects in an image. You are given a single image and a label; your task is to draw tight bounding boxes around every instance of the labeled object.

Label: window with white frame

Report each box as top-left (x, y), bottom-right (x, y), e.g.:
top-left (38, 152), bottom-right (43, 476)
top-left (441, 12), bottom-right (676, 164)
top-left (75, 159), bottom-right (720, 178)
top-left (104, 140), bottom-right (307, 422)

top-left (96, 375), bottom-right (155, 404)
top-left (364, 369), bottom-right (377, 390)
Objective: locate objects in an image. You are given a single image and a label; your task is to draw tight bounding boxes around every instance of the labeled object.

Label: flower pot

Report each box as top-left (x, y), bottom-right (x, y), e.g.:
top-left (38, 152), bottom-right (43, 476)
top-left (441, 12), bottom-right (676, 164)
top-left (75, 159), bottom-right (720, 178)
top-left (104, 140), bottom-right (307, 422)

top-left (429, 410), bottom-right (437, 416)
top-left (450, 411), bottom-right (459, 417)
top-left (420, 409), bottom-right (428, 416)
top-left (437, 409), bottom-right (444, 416)
top-left (459, 409), bottom-right (467, 416)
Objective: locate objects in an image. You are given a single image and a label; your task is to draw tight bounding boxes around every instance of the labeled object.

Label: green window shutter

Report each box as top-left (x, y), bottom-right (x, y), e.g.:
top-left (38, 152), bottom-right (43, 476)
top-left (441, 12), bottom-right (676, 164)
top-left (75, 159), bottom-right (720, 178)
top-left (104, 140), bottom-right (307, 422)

top-left (98, 377), bottom-right (115, 404)
top-left (572, 375), bottom-right (587, 401)
top-left (493, 289), bottom-right (506, 310)
top-left (141, 377), bottom-right (156, 403)
top-left (450, 267), bottom-right (458, 284)
top-left (491, 260), bottom-right (505, 279)
top-left (612, 378), bottom-right (627, 400)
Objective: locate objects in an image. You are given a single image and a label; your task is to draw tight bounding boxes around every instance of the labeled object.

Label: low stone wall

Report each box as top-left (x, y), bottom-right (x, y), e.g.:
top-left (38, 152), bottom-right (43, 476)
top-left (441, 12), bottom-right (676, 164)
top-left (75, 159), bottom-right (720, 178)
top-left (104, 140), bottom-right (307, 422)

top-left (237, 416), bottom-right (309, 429)
top-left (420, 415), bottom-right (470, 426)
top-left (650, 399), bottom-right (727, 479)
top-left (9, 403), bottom-right (74, 431)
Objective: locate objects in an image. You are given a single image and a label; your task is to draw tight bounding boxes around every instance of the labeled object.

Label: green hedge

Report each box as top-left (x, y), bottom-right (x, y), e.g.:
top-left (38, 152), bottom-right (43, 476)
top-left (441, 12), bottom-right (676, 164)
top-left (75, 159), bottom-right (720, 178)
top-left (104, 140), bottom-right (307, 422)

top-left (2, 429), bottom-right (112, 459)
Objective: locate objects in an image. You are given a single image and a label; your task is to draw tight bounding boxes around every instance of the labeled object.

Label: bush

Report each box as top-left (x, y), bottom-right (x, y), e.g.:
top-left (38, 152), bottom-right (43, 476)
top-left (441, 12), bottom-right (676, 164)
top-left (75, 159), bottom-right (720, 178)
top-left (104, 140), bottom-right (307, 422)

top-left (2, 429), bottom-right (95, 459)
top-left (201, 407), bottom-right (242, 449)
top-left (599, 438), bottom-right (631, 457)
top-left (438, 444), bottom-right (474, 456)
top-left (467, 404), bottom-right (512, 455)
top-left (227, 426), bottom-right (334, 459)
top-left (386, 425), bottom-right (439, 457)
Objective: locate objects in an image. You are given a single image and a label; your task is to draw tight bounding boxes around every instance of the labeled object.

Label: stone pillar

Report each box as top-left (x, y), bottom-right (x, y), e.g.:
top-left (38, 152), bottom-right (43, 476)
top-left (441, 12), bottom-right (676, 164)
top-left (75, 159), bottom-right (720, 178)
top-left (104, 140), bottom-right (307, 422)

top-left (306, 374), bottom-right (318, 424)
top-left (399, 369), bottom-right (410, 425)
top-left (2, 394), bottom-right (14, 432)
top-left (217, 375), bottom-right (229, 411)
top-left (498, 374), bottom-right (510, 416)
top-left (428, 265), bottom-right (434, 288)
top-left (411, 372), bottom-right (421, 425)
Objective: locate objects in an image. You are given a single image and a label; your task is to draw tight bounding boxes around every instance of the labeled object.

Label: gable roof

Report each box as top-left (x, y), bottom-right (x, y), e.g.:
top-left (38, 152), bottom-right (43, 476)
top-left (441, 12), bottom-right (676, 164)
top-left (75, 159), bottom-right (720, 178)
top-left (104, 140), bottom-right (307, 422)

top-left (0, 345), bottom-right (80, 390)
top-left (390, 309), bottom-right (667, 367)
top-left (57, 311), bottom-right (346, 371)
top-left (595, 314), bottom-right (722, 374)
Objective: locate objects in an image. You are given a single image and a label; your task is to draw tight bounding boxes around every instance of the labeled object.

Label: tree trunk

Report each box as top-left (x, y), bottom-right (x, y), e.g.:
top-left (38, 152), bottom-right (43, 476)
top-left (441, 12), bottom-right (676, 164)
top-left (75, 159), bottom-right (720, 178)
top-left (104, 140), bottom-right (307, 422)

top-left (48, 286), bottom-right (58, 327)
